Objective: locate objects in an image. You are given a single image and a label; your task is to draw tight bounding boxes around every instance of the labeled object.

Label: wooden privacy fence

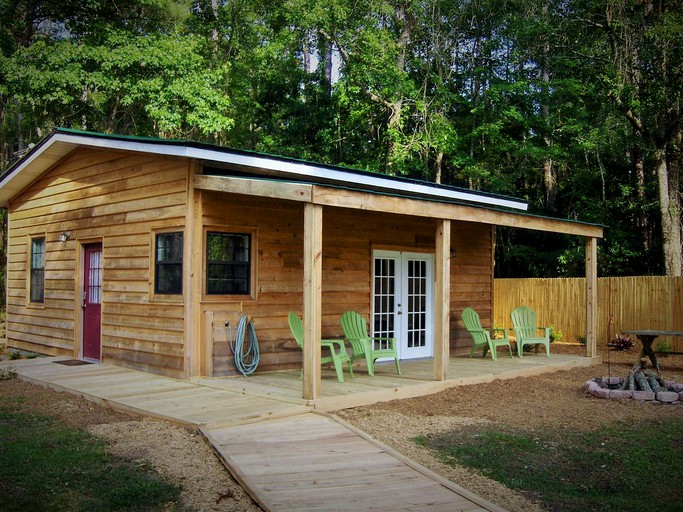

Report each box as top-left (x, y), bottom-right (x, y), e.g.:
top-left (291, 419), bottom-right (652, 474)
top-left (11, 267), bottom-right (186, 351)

top-left (494, 276), bottom-right (683, 352)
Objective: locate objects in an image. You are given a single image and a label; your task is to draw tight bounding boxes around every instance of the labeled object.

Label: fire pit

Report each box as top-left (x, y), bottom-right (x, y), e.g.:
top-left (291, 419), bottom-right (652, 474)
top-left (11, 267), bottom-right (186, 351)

top-left (587, 330), bottom-right (683, 403)
top-left (585, 377), bottom-right (683, 403)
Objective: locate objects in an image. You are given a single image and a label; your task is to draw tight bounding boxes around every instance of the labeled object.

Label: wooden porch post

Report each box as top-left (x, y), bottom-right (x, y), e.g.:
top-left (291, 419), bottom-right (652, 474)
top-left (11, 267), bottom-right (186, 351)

top-left (434, 219), bottom-right (451, 380)
top-left (303, 203), bottom-right (323, 399)
top-left (185, 161), bottom-right (203, 379)
top-left (585, 237), bottom-right (598, 358)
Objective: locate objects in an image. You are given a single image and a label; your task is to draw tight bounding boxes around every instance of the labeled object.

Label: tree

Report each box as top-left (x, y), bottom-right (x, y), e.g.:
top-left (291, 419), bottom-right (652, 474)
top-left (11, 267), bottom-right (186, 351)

top-left (0, 0), bottom-right (679, 279)
top-left (597, 0), bottom-right (683, 275)
top-left (0, 0), bottom-right (228, 169)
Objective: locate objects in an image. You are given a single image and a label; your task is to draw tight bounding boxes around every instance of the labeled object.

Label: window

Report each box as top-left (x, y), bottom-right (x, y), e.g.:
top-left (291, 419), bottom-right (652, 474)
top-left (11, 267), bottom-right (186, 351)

top-left (155, 232), bottom-right (183, 294)
top-left (30, 237), bottom-right (45, 303)
top-left (206, 232), bottom-right (251, 295)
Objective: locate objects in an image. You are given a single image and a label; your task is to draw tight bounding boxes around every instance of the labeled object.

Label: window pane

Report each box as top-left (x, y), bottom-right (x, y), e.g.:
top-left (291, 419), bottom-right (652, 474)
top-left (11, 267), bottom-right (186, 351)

top-left (88, 249), bottom-right (102, 304)
top-left (206, 232), bottom-right (251, 295)
top-left (155, 232), bottom-right (183, 294)
top-left (30, 238), bottom-right (45, 303)
top-left (157, 232), bottom-right (184, 262)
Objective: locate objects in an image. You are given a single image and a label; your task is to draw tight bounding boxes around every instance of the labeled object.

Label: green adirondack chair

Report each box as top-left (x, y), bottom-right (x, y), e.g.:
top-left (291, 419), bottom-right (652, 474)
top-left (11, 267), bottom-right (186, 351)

top-left (339, 310), bottom-right (401, 376)
top-left (510, 306), bottom-right (551, 357)
top-left (288, 312), bottom-right (353, 383)
top-left (461, 307), bottom-right (513, 361)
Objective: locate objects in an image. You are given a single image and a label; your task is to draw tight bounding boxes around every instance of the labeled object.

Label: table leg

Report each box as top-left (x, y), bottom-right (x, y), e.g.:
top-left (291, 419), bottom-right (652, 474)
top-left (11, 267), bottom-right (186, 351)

top-left (635, 334), bottom-right (660, 376)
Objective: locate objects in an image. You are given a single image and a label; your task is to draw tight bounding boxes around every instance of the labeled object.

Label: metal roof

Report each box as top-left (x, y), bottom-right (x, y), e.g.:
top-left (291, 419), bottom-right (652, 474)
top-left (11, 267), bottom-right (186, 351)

top-left (0, 128), bottom-right (529, 211)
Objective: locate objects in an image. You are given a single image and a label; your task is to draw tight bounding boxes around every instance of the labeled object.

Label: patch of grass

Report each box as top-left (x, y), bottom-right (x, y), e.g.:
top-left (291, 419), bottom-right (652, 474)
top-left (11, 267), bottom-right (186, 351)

top-left (415, 417), bottom-right (683, 512)
top-left (0, 403), bottom-right (183, 511)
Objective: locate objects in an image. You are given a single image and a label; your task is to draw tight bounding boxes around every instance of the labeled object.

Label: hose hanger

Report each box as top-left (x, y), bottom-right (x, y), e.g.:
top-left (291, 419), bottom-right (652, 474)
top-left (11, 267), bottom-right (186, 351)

top-left (229, 315), bottom-right (260, 376)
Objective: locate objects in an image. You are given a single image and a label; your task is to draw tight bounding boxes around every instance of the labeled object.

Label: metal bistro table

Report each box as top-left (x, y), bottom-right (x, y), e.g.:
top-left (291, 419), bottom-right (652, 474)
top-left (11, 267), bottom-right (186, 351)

top-left (624, 330), bottom-right (683, 375)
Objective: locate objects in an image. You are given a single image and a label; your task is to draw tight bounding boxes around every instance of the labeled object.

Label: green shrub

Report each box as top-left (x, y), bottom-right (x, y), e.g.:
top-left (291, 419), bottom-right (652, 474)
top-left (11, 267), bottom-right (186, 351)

top-left (549, 325), bottom-right (563, 343)
top-left (655, 341), bottom-right (673, 357)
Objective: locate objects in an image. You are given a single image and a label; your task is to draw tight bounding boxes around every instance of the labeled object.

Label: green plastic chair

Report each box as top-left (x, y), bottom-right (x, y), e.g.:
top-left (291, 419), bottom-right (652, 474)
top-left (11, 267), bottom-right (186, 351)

top-left (339, 310), bottom-right (401, 376)
top-left (288, 312), bottom-right (353, 383)
top-left (461, 307), bottom-right (513, 361)
top-left (510, 306), bottom-right (551, 357)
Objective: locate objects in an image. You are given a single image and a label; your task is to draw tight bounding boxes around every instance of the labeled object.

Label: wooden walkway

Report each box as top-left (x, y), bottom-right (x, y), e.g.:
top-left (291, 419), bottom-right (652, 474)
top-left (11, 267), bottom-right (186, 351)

top-left (205, 413), bottom-right (502, 511)
top-left (1, 353), bottom-right (597, 511)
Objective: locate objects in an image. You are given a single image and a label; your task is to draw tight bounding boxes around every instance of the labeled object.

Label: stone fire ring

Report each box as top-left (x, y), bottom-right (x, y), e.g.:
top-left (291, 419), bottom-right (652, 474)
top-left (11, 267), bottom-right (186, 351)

top-left (586, 377), bottom-right (683, 403)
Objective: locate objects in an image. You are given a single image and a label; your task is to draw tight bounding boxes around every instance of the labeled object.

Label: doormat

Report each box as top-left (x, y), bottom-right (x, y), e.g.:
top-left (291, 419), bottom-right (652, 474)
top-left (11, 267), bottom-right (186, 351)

top-left (54, 359), bottom-right (93, 366)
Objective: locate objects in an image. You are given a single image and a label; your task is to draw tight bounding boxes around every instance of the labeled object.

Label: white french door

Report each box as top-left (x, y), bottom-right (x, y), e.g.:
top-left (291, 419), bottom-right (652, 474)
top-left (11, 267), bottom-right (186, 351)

top-left (372, 250), bottom-right (434, 359)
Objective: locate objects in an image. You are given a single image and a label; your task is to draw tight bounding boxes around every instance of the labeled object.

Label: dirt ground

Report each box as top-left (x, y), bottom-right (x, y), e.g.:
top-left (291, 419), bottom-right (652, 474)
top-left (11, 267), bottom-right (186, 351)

top-left (2, 343), bottom-right (682, 512)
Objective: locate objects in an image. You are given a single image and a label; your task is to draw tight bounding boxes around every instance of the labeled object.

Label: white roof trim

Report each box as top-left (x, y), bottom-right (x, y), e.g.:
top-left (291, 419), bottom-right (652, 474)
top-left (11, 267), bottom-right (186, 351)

top-left (1, 131), bottom-right (528, 211)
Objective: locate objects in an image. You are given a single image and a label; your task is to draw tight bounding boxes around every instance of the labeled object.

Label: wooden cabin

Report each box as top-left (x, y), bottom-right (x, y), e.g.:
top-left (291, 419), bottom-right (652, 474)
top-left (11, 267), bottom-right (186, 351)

top-left (0, 129), bottom-right (603, 398)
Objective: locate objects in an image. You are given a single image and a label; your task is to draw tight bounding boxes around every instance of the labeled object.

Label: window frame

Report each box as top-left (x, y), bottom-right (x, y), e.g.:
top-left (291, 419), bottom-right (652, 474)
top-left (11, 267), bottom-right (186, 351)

top-left (203, 227), bottom-right (256, 302)
top-left (153, 230), bottom-right (184, 296)
top-left (28, 236), bottom-right (46, 304)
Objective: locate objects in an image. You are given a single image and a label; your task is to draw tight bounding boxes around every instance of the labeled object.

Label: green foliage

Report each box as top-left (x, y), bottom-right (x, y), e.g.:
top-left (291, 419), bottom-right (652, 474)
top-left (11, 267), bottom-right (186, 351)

top-left (655, 340), bottom-right (673, 356)
top-left (417, 418), bottom-right (683, 512)
top-left (3, 31), bottom-right (232, 141)
top-left (0, 407), bottom-right (182, 511)
top-left (0, 0), bottom-right (679, 277)
top-left (548, 325), bottom-right (563, 343)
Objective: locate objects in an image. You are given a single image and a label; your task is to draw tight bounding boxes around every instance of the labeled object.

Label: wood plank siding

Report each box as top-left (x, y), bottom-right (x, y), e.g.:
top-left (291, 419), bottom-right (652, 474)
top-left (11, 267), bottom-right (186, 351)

top-left (203, 192), bottom-right (493, 377)
top-left (7, 148), bottom-right (189, 378)
top-left (6, 146), bottom-right (494, 380)
top-left (2, 131), bottom-right (602, 387)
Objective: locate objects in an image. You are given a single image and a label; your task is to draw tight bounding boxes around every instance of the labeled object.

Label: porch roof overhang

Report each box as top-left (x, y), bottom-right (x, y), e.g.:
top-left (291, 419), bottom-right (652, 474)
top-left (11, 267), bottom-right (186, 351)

top-left (194, 174), bottom-right (604, 238)
top-left (0, 128), bottom-right (603, 239)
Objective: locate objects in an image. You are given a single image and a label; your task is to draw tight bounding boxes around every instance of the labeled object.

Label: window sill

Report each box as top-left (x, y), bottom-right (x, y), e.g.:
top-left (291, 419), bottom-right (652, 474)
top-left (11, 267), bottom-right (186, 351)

top-left (201, 294), bottom-right (256, 304)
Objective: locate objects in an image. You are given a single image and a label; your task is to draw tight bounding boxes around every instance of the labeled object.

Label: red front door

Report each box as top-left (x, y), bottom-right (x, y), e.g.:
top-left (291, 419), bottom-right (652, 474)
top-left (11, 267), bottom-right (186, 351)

top-left (82, 243), bottom-right (102, 360)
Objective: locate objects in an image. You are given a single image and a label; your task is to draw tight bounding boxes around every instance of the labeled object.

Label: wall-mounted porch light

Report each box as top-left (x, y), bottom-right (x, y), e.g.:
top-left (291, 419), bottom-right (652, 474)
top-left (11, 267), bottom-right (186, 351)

top-left (58, 231), bottom-right (71, 243)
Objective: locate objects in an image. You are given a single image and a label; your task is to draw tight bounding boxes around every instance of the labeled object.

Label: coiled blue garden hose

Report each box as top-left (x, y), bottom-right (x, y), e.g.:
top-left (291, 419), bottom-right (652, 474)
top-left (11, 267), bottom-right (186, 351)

top-left (230, 316), bottom-right (260, 376)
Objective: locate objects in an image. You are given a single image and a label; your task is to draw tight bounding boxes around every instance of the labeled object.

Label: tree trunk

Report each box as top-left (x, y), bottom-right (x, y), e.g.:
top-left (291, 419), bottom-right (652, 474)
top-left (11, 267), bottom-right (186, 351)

top-left (656, 146), bottom-right (683, 276)
top-left (633, 142), bottom-right (650, 250)
top-left (540, 5), bottom-right (556, 213)
top-left (323, 41), bottom-right (333, 96)
top-left (434, 151), bottom-right (443, 184)
top-left (384, 4), bottom-right (412, 173)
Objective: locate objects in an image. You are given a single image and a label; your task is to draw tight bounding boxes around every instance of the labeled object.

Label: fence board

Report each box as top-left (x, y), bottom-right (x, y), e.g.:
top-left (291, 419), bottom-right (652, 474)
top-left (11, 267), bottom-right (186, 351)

top-left (494, 277), bottom-right (683, 352)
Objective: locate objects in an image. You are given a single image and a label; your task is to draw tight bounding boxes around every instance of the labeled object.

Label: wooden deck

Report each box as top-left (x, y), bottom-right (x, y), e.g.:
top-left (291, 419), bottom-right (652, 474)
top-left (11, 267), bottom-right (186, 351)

top-left (195, 351), bottom-right (600, 411)
top-left (2, 353), bottom-right (599, 512)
